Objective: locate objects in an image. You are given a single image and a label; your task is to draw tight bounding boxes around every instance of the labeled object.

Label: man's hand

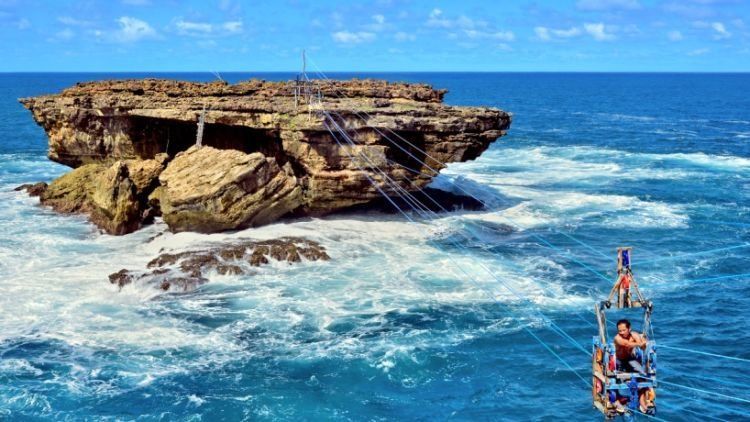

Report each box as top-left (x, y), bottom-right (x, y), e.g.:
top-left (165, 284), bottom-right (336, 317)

top-left (633, 332), bottom-right (647, 348)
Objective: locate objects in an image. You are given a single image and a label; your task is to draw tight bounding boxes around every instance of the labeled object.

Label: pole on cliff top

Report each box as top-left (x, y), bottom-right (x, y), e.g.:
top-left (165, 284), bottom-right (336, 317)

top-left (196, 104), bottom-right (206, 147)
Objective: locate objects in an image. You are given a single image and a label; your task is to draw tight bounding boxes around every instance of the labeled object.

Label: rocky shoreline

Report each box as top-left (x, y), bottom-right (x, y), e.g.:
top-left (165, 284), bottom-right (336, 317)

top-left (20, 78), bottom-right (511, 235)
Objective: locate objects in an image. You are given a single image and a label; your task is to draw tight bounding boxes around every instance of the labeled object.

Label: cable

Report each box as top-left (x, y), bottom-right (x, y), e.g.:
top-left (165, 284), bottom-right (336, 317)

top-left (324, 113), bottom-right (590, 355)
top-left (659, 345), bottom-right (750, 364)
top-left (306, 66), bottom-right (748, 418)
top-left (322, 111), bottom-right (717, 420)
top-left (322, 118), bottom-right (591, 384)
top-left (637, 243), bottom-right (750, 266)
top-left (659, 379), bottom-right (750, 405)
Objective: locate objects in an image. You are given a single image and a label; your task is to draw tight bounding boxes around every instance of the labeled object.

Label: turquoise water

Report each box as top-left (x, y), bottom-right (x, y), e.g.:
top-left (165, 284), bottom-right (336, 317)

top-left (0, 73), bottom-right (748, 420)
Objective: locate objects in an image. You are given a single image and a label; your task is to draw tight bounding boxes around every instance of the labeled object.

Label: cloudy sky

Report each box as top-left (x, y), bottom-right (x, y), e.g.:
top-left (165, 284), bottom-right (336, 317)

top-left (1, 0), bottom-right (748, 71)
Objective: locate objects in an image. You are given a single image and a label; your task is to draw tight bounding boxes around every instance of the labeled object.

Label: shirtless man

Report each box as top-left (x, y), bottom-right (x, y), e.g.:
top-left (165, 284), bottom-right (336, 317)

top-left (614, 319), bottom-right (647, 374)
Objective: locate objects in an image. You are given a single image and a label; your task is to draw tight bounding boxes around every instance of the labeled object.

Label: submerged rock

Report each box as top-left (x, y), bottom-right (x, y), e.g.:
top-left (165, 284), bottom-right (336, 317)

top-left (111, 236), bottom-right (329, 292)
top-left (20, 78), bottom-right (511, 234)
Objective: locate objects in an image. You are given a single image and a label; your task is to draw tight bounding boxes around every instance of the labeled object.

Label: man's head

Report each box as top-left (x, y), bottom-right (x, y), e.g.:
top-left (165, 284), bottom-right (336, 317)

top-left (617, 319), bottom-right (631, 337)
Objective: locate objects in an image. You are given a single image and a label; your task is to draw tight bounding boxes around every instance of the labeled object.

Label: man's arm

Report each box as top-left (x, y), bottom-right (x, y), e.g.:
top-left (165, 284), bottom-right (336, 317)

top-left (614, 335), bottom-right (630, 348)
top-left (631, 332), bottom-right (648, 348)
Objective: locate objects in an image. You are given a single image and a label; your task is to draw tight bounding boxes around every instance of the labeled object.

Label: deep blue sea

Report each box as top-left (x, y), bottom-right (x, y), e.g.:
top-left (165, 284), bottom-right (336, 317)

top-left (0, 72), bottom-right (748, 421)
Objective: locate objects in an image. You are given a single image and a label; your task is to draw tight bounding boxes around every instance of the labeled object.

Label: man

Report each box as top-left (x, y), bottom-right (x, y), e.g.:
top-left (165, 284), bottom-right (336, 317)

top-left (614, 319), bottom-right (647, 374)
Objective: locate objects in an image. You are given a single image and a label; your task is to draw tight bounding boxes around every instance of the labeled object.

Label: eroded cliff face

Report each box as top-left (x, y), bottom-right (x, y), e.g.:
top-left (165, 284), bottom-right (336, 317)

top-left (20, 78), bottom-right (511, 234)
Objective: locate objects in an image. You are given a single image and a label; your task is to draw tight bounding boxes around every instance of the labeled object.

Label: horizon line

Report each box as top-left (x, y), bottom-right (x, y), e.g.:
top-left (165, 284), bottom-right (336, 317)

top-left (2, 70), bottom-right (750, 74)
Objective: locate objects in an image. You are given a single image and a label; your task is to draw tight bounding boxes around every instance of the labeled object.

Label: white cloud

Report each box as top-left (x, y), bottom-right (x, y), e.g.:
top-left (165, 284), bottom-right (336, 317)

top-left (222, 21), bottom-right (243, 34)
top-left (394, 31), bottom-right (416, 42)
top-left (332, 31), bottom-right (375, 44)
top-left (584, 22), bottom-right (616, 41)
top-left (535, 26), bottom-right (582, 41)
top-left (535, 27), bottom-right (551, 41)
top-left (426, 8), bottom-right (451, 28)
top-left (426, 9), bottom-right (483, 29)
top-left (688, 47), bottom-right (709, 56)
top-left (554, 27), bottom-right (583, 38)
top-left (173, 19), bottom-right (244, 36)
top-left (667, 30), bottom-right (683, 41)
top-left (577, 0), bottom-right (641, 11)
top-left (115, 16), bottom-right (157, 42)
top-left (497, 43), bottom-right (513, 52)
top-left (711, 22), bottom-right (731, 39)
top-left (58, 16), bottom-right (94, 27)
top-left (364, 14), bottom-right (388, 32)
top-left (464, 29), bottom-right (514, 41)
top-left (176, 20), bottom-right (213, 34)
top-left (426, 9), bottom-right (511, 46)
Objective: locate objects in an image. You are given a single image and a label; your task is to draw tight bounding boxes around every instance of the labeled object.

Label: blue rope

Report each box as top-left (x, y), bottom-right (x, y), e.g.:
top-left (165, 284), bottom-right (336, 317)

top-left (309, 68), bottom-right (749, 418)
top-left (660, 368), bottom-right (750, 391)
top-left (658, 402), bottom-right (730, 422)
top-left (325, 112), bottom-right (749, 420)
top-left (638, 243), bottom-right (750, 266)
top-left (659, 345), bottom-right (750, 364)
top-left (325, 113), bottom-right (590, 356)
top-left (558, 231), bottom-right (610, 260)
top-left (322, 118), bottom-right (592, 385)
top-left (659, 379), bottom-right (750, 405)
top-left (322, 88), bottom-right (750, 365)
top-left (325, 118), bottom-right (685, 418)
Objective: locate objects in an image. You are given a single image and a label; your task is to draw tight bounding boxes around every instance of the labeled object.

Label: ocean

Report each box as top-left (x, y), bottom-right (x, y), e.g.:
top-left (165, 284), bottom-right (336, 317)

top-left (0, 72), bottom-right (748, 420)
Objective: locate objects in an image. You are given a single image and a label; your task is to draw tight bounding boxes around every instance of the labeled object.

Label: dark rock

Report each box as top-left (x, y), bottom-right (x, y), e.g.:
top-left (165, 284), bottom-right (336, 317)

top-left (108, 269), bottom-right (134, 288)
top-left (110, 237), bottom-right (330, 293)
top-left (14, 182), bottom-right (48, 197)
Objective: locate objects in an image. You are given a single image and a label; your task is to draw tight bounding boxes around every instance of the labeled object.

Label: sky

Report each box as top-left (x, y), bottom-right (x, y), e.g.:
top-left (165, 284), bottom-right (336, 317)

top-left (1, 0), bottom-right (749, 72)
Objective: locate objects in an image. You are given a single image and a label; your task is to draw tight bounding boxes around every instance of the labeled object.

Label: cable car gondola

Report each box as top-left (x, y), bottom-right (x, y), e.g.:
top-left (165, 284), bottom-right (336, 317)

top-left (592, 247), bottom-right (657, 418)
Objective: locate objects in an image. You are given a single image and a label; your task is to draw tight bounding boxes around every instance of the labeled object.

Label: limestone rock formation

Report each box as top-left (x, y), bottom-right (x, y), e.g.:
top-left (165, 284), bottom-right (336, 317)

top-left (157, 146), bottom-right (303, 233)
top-left (38, 154), bottom-right (167, 234)
top-left (20, 78), bottom-right (511, 234)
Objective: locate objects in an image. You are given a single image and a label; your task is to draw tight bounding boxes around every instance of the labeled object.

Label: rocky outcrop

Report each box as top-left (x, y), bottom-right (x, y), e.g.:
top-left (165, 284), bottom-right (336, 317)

top-left (14, 182), bottom-right (48, 197)
top-left (20, 78), bottom-right (511, 234)
top-left (156, 146), bottom-right (303, 233)
top-left (37, 154), bottom-right (167, 234)
top-left (110, 237), bottom-right (329, 292)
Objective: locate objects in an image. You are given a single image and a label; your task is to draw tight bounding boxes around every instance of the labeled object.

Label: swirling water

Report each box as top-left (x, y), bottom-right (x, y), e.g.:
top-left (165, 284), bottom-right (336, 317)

top-left (0, 73), bottom-right (748, 421)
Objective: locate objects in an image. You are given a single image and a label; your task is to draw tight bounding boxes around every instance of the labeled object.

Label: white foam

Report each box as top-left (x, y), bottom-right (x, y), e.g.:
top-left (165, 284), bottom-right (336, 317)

top-left (0, 144), bottom-right (722, 390)
top-left (596, 113), bottom-right (658, 122)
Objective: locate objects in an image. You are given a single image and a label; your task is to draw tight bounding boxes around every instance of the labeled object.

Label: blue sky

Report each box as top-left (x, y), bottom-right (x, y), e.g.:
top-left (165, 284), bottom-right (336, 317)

top-left (1, 0), bottom-right (749, 72)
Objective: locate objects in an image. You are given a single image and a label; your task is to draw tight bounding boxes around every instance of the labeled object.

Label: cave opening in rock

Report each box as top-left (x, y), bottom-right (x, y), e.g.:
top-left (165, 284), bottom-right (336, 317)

top-left (383, 131), bottom-right (429, 173)
top-left (129, 117), bottom-right (284, 162)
